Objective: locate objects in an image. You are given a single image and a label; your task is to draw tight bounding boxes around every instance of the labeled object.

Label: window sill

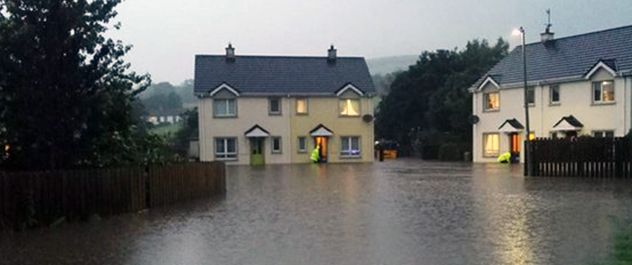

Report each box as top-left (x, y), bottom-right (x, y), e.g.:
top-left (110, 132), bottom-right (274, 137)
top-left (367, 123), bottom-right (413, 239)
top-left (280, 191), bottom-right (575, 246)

top-left (591, 101), bottom-right (616, 106)
top-left (483, 154), bottom-right (499, 158)
top-left (271, 152), bottom-right (282, 155)
top-left (295, 113), bottom-right (309, 116)
top-left (213, 115), bottom-right (238, 119)
top-left (339, 115), bottom-right (361, 118)
top-left (297, 150), bottom-right (307, 154)
top-left (340, 155), bottom-right (362, 159)
top-left (268, 112), bottom-right (282, 116)
top-left (549, 102), bottom-right (560, 106)
top-left (483, 109), bottom-right (500, 113)
top-left (215, 157), bottom-right (238, 161)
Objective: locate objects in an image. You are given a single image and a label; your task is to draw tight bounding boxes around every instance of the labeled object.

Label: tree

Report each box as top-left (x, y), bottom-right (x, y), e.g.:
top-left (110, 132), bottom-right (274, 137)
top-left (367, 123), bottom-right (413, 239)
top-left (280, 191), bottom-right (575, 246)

top-left (375, 39), bottom-right (508, 157)
top-left (0, 0), bottom-right (150, 170)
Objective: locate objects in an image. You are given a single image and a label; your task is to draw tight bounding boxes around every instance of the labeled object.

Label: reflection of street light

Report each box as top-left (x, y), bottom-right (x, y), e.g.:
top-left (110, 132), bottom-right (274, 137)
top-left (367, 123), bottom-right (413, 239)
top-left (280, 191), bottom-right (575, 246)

top-left (514, 27), bottom-right (532, 176)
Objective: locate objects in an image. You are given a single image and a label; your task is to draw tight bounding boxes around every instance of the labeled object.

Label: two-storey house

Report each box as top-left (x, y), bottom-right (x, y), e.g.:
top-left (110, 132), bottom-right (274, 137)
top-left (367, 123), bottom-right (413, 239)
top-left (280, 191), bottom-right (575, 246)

top-left (470, 25), bottom-right (632, 163)
top-left (194, 45), bottom-right (376, 165)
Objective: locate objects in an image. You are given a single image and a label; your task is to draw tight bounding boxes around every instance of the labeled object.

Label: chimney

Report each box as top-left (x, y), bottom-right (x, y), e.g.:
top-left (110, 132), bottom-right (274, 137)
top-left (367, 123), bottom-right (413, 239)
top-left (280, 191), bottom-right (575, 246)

top-left (541, 9), bottom-right (555, 43)
top-left (327, 45), bottom-right (337, 63)
top-left (225, 43), bottom-right (235, 62)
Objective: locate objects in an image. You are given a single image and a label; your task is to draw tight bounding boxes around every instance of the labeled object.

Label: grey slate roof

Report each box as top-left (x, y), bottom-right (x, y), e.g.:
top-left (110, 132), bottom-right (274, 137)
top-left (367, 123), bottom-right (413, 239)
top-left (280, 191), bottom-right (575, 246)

top-left (194, 55), bottom-right (376, 95)
top-left (472, 25), bottom-right (632, 89)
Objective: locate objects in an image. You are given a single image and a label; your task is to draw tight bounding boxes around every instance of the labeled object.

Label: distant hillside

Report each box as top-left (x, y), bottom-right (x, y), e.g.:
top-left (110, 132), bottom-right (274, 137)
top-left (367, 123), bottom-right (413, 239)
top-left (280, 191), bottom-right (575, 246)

top-left (366, 55), bottom-right (418, 75)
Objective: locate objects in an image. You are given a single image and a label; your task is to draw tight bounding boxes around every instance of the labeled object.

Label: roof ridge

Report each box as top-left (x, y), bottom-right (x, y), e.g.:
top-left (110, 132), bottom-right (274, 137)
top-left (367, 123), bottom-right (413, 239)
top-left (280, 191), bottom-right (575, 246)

top-left (195, 54), bottom-right (366, 59)
top-left (521, 24), bottom-right (632, 47)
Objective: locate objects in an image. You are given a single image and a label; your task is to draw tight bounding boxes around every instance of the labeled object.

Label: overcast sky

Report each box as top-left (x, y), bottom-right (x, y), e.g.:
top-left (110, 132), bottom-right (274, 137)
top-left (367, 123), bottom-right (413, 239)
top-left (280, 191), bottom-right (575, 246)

top-left (109, 0), bottom-right (632, 84)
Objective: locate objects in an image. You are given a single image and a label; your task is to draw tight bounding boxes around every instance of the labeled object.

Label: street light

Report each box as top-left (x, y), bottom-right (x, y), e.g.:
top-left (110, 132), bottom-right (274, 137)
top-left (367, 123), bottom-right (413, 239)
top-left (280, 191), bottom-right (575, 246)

top-left (513, 27), bottom-right (532, 176)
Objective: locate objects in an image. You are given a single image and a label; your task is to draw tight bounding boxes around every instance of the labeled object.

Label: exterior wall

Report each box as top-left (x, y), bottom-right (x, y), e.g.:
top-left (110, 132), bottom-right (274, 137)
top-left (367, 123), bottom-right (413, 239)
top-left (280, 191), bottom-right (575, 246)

top-left (289, 96), bottom-right (375, 163)
top-left (473, 68), bottom-right (629, 163)
top-left (199, 93), bottom-right (375, 165)
top-left (199, 96), bottom-right (291, 165)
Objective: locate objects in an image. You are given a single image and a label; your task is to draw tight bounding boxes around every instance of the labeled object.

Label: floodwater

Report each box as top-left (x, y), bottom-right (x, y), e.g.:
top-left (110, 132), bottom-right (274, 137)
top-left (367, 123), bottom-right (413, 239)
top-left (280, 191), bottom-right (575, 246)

top-left (2, 159), bottom-right (632, 265)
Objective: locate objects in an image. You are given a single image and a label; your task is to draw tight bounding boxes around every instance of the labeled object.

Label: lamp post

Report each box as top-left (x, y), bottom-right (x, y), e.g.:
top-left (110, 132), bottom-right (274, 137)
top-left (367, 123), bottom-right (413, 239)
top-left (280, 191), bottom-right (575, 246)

top-left (514, 27), bottom-right (532, 176)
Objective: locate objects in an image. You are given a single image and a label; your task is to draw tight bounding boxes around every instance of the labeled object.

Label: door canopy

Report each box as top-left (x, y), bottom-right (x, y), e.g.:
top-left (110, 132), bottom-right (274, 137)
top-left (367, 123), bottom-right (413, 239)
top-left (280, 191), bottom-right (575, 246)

top-left (551, 115), bottom-right (584, 132)
top-left (245, 124), bottom-right (270, 138)
top-left (498, 118), bottom-right (524, 133)
top-left (310, 124), bottom-right (334, 137)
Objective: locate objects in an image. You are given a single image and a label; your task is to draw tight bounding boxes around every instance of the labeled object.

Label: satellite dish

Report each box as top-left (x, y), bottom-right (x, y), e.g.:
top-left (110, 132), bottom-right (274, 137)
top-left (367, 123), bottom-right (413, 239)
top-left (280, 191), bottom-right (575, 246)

top-left (469, 115), bottom-right (480, 124)
top-left (362, 114), bottom-right (374, 123)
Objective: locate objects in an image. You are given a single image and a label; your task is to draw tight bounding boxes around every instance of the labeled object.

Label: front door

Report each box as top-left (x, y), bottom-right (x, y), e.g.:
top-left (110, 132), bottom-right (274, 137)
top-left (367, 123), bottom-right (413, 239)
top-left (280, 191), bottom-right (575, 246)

top-left (509, 133), bottom-right (520, 163)
top-left (250, 138), bottom-right (265, 166)
top-left (314, 136), bottom-right (328, 163)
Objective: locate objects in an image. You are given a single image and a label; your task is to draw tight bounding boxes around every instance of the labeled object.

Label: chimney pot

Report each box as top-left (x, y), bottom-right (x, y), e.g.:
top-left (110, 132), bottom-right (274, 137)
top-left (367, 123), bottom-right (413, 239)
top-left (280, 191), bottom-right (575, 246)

top-left (226, 43), bottom-right (235, 62)
top-left (327, 45), bottom-right (337, 63)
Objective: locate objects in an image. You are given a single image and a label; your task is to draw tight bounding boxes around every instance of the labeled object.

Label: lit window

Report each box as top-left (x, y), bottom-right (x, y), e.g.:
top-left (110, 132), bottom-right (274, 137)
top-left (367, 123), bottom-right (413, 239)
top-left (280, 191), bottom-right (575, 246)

top-left (593, 130), bottom-right (614, 138)
top-left (483, 133), bottom-right (499, 157)
top-left (296, 98), bottom-right (308, 114)
top-left (269, 98), bottom-right (281, 115)
top-left (215, 138), bottom-right (237, 160)
top-left (297, 137), bottom-right (307, 153)
top-left (339, 99), bottom-right (360, 116)
top-left (271, 137), bottom-right (282, 154)
top-left (484, 92), bottom-right (499, 111)
top-left (341, 137), bottom-right (361, 157)
top-left (213, 99), bottom-right (237, 117)
top-left (593, 81), bottom-right (615, 103)
top-left (526, 87), bottom-right (535, 106)
top-left (550, 85), bottom-right (560, 104)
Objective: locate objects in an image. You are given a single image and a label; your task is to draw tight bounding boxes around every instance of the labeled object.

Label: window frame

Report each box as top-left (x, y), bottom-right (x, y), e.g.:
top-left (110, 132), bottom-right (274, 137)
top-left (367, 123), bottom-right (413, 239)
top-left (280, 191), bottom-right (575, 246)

top-left (549, 84), bottom-right (560, 105)
top-left (295, 98), bottom-right (308, 115)
top-left (213, 98), bottom-right (237, 118)
top-left (338, 98), bottom-right (361, 117)
top-left (340, 136), bottom-right (361, 158)
top-left (526, 86), bottom-right (535, 106)
top-left (271, 136), bottom-right (282, 154)
top-left (592, 130), bottom-right (615, 138)
top-left (268, 97), bottom-right (282, 116)
top-left (297, 136), bottom-right (307, 153)
top-left (214, 137), bottom-right (238, 160)
top-left (592, 80), bottom-right (615, 104)
top-left (483, 91), bottom-right (500, 112)
top-left (482, 133), bottom-right (500, 158)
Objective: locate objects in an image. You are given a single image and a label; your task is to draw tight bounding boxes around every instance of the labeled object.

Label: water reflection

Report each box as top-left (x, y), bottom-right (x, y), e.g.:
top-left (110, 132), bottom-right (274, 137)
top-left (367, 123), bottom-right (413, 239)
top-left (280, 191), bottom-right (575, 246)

top-left (2, 160), bottom-right (632, 265)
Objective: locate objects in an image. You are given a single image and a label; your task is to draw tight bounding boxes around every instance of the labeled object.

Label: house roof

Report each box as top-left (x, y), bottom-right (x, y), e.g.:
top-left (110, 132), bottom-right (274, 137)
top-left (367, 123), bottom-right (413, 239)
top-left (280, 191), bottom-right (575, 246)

top-left (194, 55), bottom-right (376, 96)
top-left (472, 25), bottom-right (632, 90)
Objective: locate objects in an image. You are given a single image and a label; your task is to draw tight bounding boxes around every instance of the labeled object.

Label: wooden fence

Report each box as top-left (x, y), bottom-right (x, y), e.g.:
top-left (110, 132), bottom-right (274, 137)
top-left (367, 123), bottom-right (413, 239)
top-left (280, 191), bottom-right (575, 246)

top-left (527, 137), bottom-right (632, 177)
top-left (0, 162), bottom-right (225, 230)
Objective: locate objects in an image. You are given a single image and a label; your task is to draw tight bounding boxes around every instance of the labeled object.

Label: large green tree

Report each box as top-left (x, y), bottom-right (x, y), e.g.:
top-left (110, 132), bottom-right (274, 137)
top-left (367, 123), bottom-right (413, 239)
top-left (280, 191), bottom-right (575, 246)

top-left (375, 39), bottom-right (508, 157)
top-left (0, 0), bottom-right (150, 170)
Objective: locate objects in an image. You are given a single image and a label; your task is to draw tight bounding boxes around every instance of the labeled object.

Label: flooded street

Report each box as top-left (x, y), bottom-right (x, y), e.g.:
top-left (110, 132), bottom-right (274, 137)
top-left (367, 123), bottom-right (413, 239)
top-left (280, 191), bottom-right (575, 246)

top-left (2, 159), bottom-right (632, 265)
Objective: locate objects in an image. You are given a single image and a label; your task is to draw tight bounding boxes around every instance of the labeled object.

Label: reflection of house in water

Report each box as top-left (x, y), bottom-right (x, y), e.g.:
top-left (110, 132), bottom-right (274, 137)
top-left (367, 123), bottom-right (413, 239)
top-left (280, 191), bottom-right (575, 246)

top-left (194, 44), bottom-right (376, 165)
top-left (470, 25), bottom-right (632, 163)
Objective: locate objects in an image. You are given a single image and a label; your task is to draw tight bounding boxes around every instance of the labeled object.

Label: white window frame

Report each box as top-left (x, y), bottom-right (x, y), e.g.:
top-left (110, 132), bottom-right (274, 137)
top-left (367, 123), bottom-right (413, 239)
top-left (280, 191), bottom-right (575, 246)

top-left (526, 86), bottom-right (535, 106)
top-left (592, 80), bottom-right (615, 104)
top-left (483, 92), bottom-right (500, 112)
top-left (296, 98), bottom-right (308, 115)
top-left (297, 136), bottom-right (307, 153)
top-left (213, 98), bottom-right (237, 118)
top-left (271, 137), bottom-right (282, 154)
top-left (592, 130), bottom-right (615, 138)
top-left (214, 137), bottom-right (237, 160)
top-left (269, 98), bottom-right (282, 115)
top-left (482, 133), bottom-right (500, 158)
top-left (549, 84), bottom-right (560, 105)
top-left (340, 136), bottom-right (361, 158)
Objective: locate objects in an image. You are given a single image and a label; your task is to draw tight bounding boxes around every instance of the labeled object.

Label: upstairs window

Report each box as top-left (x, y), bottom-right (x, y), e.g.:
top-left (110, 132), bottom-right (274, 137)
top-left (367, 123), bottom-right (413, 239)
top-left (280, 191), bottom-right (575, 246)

top-left (213, 99), bottom-right (237, 117)
top-left (484, 92), bottom-right (499, 111)
top-left (339, 98), bottom-right (360, 116)
top-left (269, 98), bottom-right (281, 115)
top-left (550, 85), bottom-right (560, 105)
top-left (593, 81), bottom-right (615, 103)
top-left (526, 87), bottom-right (535, 106)
top-left (296, 98), bottom-right (308, 114)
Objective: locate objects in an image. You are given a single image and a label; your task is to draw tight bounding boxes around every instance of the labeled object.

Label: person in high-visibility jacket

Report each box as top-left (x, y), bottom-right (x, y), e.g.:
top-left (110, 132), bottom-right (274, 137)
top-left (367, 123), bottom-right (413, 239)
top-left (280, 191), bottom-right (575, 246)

top-left (311, 146), bottom-right (320, 163)
top-left (497, 152), bottom-right (511, 163)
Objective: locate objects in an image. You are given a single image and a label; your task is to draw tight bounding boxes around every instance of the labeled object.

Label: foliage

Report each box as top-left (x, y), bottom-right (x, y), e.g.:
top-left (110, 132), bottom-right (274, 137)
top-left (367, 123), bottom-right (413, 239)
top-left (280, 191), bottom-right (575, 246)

top-left (141, 80), bottom-right (196, 105)
top-left (372, 72), bottom-right (400, 96)
top-left (142, 91), bottom-right (183, 115)
top-left (0, 0), bottom-right (152, 170)
top-left (172, 108), bottom-right (198, 157)
top-left (375, 39), bottom-right (509, 159)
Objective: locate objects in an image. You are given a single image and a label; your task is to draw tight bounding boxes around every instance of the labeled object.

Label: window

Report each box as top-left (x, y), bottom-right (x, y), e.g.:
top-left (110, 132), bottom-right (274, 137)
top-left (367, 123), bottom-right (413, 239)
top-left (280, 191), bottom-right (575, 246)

top-left (550, 132), bottom-right (558, 139)
top-left (297, 137), bottom-right (307, 153)
top-left (213, 99), bottom-right (237, 117)
top-left (271, 137), bottom-right (282, 154)
top-left (526, 87), bottom-right (535, 106)
top-left (269, 98), bottom-right (281, 115)
top-left (340, 136), bottom-right (361, 157)
top-left (484, 92), bottom-right (499, 111)
top-left (483, 133), bottom-right (499, 157)
top-left (593, 130), bottom-right (615, 138)
top-left (215, 138), bottom-right (237, 160)
top-left (339, 98), bottom-right (360, 116)
top-left (592, 81), bottom-right (615, 103)
top-left (296, 98), bottom-right (308, 114)
top-left (550, 85), bottom-right (560, 104)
